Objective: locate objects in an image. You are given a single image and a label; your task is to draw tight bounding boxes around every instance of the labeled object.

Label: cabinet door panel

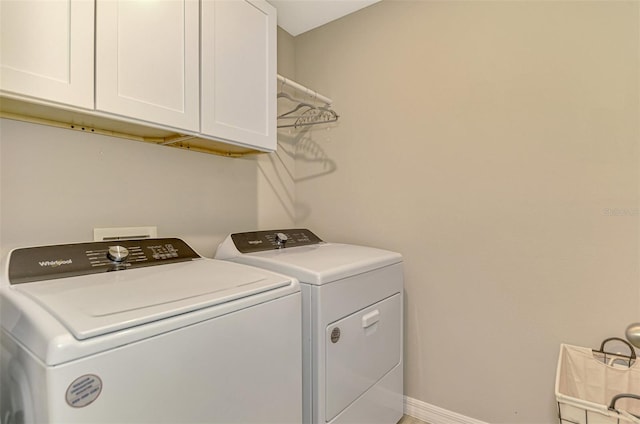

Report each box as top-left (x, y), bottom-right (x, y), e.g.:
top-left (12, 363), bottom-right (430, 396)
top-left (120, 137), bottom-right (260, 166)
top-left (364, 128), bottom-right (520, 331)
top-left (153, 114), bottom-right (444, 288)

top-left (96, 0), bottom-right (199, 132)
top-left (201, 0), bottom-right (276, 151)
top-left (0, 0), bottom-right (94, 109)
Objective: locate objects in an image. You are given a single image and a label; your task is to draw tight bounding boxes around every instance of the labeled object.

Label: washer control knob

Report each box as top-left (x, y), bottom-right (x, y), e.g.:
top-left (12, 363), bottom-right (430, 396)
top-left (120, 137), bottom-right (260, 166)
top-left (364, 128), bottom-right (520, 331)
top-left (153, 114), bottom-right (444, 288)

top-left (275, 232), bottom-right (288, 248)
top-left (107, 245), bottom-right (130, 262)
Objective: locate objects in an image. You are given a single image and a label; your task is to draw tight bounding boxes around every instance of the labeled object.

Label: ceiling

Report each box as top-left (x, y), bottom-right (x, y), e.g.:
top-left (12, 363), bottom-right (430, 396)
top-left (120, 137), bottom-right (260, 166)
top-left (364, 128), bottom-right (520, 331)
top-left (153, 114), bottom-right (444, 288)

top-left (268, 0), bottom-right (381, 36)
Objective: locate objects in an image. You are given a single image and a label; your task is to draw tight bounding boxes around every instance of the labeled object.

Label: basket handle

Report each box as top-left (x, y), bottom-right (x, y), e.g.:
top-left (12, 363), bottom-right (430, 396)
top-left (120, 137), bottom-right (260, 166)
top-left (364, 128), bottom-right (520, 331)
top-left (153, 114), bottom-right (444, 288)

top-left (608, 393), bottom-right (640, 417)
top-left (620, 410), bottom-right (640, 424)
top-left (595, 337), bottom-right (637, 366)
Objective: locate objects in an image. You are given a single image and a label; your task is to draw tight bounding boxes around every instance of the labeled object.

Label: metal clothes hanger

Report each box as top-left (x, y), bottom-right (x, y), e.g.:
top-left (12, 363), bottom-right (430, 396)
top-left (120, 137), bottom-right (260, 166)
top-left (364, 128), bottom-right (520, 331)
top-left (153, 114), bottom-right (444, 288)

top-left (277, 90), bottom-right (319, 117)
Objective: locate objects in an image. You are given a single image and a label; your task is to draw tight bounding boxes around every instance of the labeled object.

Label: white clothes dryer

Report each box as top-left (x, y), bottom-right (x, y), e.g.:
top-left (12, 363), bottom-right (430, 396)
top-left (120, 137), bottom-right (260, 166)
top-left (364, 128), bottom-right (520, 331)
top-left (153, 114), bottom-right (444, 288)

top-left (216, 229), bottom-right (404, 424)
top-left (0, 238), bottom-right (301, 424)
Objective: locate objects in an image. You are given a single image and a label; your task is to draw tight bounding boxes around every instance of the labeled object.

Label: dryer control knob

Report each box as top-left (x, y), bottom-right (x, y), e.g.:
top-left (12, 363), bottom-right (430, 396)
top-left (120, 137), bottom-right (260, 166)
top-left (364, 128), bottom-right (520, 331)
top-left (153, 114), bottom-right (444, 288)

top-left (107, 245), bottom-right (130, 262)
top-left (275, 232), bottom-right (288, 248)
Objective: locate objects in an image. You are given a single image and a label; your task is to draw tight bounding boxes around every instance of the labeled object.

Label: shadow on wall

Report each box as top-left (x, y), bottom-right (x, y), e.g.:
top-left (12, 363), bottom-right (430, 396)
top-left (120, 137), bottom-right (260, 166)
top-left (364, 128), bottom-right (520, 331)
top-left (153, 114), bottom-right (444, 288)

top-left (257, 126), bottom-right (337, 222)
top-left (281, 127), bottom-right (337, 182)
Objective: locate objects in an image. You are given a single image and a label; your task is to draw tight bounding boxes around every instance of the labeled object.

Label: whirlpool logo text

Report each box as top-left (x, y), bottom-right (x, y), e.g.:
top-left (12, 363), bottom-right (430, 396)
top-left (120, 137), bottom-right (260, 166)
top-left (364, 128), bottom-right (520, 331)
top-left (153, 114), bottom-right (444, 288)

top-left (39, 259), bottom-right (73, 267)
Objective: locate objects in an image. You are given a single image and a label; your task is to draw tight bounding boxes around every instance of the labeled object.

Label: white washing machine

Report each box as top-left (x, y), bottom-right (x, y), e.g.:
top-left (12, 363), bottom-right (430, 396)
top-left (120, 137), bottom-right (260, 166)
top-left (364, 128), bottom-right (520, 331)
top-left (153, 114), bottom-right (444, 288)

top-left (0, 238), bottom-right (302, 424)
top-left (215, 229), bottom-right (404, 424)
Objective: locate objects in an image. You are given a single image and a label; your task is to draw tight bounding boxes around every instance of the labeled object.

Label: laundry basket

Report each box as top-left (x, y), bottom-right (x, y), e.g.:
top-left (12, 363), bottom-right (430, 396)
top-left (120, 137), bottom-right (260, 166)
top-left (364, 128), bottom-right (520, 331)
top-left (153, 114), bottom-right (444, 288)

top-left (556, 338), bottom-right (640, 423)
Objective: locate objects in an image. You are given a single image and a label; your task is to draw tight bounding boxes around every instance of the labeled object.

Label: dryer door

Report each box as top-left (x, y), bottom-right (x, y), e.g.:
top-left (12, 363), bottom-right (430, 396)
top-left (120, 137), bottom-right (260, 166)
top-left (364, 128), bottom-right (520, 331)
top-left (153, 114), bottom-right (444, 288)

top-left (325, 293), bottom-right (401, 421)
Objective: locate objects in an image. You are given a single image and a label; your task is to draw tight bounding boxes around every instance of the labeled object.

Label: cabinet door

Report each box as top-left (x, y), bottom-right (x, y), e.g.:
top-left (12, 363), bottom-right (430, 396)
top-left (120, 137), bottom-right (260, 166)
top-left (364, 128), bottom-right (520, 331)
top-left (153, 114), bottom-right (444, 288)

top-left (0, 0), bottom-right (94, 109)
top-left (96, 0), bottom-right (199, 132)
top-left (201, 0), bottom-right (276, 151)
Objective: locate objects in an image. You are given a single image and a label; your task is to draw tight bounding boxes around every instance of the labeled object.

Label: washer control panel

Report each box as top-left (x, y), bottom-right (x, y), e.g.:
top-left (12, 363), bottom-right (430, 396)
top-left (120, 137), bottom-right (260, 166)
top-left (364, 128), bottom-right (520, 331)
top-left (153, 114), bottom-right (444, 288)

top-left (8, 238), bottom-right (200, 284)
top-left (231, 229), bottom-right (323, 253)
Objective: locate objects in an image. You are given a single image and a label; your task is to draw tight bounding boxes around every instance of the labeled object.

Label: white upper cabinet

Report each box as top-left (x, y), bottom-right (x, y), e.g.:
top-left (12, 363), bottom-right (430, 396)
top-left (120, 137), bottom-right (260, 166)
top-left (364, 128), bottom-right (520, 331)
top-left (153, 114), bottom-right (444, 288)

top-left (0, 0), bottom-right (277, 154)
top-left (0, 0), bottom-right (94, 109)
top-left (201, 0), bottom-right (276, 151)
top-left (95, 0), bottom-right (200, 132)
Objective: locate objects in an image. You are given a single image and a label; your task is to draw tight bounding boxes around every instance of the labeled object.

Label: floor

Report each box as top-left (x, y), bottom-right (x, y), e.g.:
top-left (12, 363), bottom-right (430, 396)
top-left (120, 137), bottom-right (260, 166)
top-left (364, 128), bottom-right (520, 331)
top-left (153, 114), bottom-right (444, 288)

top-left (398, 415), bottom-right (430, 424)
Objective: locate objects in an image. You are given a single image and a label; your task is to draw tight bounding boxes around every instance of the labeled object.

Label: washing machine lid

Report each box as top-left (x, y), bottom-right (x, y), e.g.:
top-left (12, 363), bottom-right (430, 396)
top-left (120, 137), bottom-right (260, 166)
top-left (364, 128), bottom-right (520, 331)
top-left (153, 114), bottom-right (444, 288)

top-left (12, 259), bottom-right (292, 340)
top-left (5, 239), bottom-right (294, 340)
top-left (216, 230), bottom-right (402, 285)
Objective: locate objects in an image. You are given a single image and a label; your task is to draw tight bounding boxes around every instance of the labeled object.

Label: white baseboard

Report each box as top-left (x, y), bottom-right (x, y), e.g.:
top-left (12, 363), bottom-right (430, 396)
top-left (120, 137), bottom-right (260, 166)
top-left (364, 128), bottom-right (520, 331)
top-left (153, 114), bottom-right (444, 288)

top-left (404, 396), bottom-right (489, 424)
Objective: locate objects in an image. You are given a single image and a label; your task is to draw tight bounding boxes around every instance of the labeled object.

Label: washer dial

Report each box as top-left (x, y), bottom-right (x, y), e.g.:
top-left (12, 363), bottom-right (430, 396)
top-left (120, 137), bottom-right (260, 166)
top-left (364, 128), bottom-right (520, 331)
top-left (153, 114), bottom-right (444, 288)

top-left (275, 233), bottom-right (289, 247)
top-left (107, 245), bottom-right (130, 262)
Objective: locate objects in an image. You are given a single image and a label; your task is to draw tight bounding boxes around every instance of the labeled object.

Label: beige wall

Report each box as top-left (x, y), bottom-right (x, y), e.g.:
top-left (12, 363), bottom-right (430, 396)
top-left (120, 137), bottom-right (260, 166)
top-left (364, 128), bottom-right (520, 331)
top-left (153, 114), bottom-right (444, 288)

top-left (257, 27), bottom-right (297, 229)
top-left (0, 119), bottom-right (261, 258)
top-left (291, 1), bottom-right (640, 422)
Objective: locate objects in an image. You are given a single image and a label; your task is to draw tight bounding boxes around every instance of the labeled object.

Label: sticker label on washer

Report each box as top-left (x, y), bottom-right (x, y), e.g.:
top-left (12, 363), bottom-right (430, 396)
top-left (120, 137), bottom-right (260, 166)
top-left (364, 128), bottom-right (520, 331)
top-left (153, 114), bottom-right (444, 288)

top-left (66, 374), bottom-right (102, 408)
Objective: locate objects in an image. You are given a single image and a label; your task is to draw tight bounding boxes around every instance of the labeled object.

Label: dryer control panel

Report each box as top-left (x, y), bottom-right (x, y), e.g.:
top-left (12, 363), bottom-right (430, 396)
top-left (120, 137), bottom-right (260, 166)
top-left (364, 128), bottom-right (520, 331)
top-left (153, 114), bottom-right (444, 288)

top-left (231, 229), bottom-right (323, 253)
top-left (8, 238), bottom-right (200, 284)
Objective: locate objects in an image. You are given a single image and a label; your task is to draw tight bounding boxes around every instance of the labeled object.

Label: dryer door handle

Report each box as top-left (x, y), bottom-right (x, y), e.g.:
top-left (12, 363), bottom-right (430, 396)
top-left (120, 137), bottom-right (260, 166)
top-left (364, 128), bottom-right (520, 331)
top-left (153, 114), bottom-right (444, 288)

top-left (362, 310), bottom-right (380, 328)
